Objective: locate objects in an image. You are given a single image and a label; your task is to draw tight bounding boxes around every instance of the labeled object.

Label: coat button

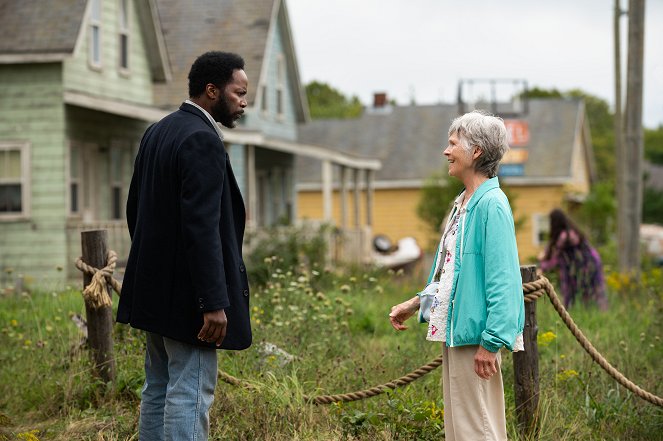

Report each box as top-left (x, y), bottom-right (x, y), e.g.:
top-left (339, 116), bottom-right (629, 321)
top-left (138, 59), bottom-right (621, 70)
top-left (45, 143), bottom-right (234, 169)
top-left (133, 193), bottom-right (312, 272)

top-left (199, 304), bottom-right (204, 309)
top-left (243, 289), bottom-right (249, 297)
top-left (239, 264), bottom-right (245, 273)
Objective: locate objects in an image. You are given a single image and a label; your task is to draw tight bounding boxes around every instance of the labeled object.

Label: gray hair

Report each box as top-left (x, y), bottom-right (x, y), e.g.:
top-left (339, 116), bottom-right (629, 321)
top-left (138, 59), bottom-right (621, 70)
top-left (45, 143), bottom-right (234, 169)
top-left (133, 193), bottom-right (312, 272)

top-left (448, 110), bottom-right (510, 178)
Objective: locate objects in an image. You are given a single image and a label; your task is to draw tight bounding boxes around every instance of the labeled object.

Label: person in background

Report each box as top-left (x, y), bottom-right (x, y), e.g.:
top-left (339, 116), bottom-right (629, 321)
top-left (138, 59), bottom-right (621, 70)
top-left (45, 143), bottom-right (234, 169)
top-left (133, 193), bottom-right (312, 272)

top-left (388, 110), bottom-right (524, 441)
top-left (118, 51), bottom-right (252, 440)
top-left (539, 208), bottom-right (608, 311)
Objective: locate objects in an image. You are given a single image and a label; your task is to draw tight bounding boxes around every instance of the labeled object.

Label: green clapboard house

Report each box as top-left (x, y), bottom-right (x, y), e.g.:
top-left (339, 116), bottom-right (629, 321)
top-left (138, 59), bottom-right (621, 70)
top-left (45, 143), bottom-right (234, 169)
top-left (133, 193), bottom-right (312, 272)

top-left (0, 0), bottom-right (379, 286)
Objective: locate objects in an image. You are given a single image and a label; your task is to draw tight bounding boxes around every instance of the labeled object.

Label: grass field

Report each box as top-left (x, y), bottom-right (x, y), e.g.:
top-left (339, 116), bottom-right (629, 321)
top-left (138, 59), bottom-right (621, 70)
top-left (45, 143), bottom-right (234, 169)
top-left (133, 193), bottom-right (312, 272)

top-left (0, 262), bottom-right (661, 440)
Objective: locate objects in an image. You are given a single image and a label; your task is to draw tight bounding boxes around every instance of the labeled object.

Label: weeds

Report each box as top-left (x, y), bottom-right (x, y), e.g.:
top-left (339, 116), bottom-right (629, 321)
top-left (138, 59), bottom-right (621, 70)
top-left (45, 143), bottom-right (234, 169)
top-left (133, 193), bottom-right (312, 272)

top-left (0, 259), bottom-right (661, 439)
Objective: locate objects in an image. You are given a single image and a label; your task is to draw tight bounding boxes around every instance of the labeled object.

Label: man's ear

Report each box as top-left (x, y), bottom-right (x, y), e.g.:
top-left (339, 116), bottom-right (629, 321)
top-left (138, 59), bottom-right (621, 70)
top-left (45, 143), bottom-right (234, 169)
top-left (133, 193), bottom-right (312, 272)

top-left (205, 83), bottom-right (218, 100)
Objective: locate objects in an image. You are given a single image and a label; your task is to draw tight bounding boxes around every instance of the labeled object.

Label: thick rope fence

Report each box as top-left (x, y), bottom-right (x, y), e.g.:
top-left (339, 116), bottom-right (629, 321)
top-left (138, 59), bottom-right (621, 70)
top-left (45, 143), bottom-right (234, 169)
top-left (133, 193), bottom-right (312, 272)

top-left (75, 252), bottom-right (662, 407)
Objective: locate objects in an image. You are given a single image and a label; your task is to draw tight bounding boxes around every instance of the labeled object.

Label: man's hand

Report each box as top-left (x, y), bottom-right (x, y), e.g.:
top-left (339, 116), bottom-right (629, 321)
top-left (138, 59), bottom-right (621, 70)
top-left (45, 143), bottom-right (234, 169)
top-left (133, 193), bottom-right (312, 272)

top-left (474, 345), bottom-right (498, 379)
top-left (198, 309), bottom-right (227, 347)
top-left (389, 296), bottom-right (420, 331)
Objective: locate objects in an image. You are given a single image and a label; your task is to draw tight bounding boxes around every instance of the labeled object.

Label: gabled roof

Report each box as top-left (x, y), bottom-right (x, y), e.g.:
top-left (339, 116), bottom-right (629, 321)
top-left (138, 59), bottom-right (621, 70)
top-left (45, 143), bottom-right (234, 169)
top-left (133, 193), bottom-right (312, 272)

top-left (0, 0), bottom-right (170, 81)
top-left (272, 0), bottom-right (309, 122)
top-left (0, 0), bottom-right (87, 58)
top-left (296, 98), bottom-right (592, 186)
top-left (153, 0), bottom-right (308, 121)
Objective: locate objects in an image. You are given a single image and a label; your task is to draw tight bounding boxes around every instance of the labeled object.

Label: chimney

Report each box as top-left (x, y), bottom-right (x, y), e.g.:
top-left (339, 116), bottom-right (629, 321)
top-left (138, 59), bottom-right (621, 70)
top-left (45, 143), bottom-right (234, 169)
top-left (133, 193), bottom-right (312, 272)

top-left (373, 92), bottom-right (387, 108)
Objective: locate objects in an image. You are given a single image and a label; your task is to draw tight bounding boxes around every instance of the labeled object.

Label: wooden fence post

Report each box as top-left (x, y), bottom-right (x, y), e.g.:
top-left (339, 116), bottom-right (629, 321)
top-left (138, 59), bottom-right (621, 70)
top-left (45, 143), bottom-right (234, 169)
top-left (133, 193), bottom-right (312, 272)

top-left (514, 265), bottom-right (539, 438)
top-left (81, 230), bottom-right (116, 384)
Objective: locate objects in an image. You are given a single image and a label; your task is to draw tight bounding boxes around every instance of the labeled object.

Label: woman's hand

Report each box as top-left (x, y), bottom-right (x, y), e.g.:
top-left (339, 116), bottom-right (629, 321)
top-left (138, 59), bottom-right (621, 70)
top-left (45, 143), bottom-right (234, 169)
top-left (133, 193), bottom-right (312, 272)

top-left (389, 296), bottom-right (420, 331)
top-left (474, 345), bottom-right (498, 379)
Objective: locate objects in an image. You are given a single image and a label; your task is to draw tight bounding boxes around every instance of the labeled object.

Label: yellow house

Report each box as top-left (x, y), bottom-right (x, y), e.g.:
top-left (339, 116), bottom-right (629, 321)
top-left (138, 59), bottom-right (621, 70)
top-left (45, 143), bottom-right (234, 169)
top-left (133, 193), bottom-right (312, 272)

top-left (296, 97), bottom-right (595, 263)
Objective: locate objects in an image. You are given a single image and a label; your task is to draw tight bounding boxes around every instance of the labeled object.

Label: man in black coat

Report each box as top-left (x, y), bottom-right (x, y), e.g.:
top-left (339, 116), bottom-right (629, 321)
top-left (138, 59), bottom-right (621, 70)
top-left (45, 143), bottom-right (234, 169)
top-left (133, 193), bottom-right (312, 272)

top-left (117, 51), bottom-right (251, 440)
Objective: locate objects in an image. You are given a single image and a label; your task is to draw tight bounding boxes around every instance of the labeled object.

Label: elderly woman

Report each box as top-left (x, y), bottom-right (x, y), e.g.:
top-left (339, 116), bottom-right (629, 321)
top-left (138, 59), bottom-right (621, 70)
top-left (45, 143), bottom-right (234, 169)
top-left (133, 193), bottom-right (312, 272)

top-left (389, 111), bottom-right (524, 441)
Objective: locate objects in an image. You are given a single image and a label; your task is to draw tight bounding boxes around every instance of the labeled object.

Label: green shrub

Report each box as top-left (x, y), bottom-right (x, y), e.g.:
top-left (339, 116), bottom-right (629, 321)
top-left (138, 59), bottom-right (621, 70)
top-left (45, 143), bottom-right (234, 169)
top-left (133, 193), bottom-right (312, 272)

top-left (245, 224), bottom-right (329, 287)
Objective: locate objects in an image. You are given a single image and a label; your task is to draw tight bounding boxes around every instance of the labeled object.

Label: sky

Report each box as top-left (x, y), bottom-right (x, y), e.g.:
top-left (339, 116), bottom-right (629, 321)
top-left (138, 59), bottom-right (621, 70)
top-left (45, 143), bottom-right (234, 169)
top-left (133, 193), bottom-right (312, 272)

top-left (287, 0), bottom-right (663, 128)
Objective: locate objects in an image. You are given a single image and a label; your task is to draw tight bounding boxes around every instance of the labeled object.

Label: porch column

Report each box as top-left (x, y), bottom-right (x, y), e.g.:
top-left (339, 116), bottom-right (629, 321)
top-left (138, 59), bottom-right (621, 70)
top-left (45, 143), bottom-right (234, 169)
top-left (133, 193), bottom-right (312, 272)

top-left (246, 145), bottom-right (257, 228)
top-left (365, 169), bottom-right (374, 227)
top-left (340, 165), bottom-right (349, 229)
top-left (322, 159), bottom-right (333, 222)
top-left (353, 168), bottom-right (361, 228)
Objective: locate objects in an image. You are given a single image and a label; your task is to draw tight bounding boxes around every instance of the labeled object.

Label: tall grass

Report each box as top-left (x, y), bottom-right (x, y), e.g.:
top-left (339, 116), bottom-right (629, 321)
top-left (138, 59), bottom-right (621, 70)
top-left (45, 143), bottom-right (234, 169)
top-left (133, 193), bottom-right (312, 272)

top-left (0, 263), bottom-right (661, 440)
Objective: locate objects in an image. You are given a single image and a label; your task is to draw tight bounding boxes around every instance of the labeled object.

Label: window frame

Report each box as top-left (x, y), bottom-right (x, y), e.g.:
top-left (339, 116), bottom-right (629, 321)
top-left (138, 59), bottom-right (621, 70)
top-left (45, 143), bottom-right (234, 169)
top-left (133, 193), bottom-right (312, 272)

top-left (276, 54), bottom-right (285, 118)
top-left (88, 0), bottom-right (103, 69)
top-left (67, 141), bottom-right (99, 222)
top-left (109, 140), bottom-right (128, 221)
top-left (260, 84), bottom-right (268, 114)
top-left (67, 141), bottom-right (83, 218)
top-left (532, 212), bottom-right (550, 247)
top-left (0, 141), bottom-right (31, 221)
top-left (118, 0), bottom-right (131, 74)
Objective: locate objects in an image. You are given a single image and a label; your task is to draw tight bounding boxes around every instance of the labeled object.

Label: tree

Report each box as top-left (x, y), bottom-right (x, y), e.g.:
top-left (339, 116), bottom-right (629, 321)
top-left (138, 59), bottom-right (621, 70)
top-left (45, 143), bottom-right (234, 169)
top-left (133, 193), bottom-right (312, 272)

top-left (305, 81), bottom-right (363, 119)
top-left (642, 187), bottom-right (663, 224)
top-left (416, 171), bottom-right (524, 249)
top-left (416, 172), bottom-right (464, 240)
top-left (521, 87), bottom-right (563, 99)
top-left (573, 181), bottom-right (617, 245)
top-left (567, 89), bottom-right (616, 182)
top-left (644, 125), bottom-right (663, 164)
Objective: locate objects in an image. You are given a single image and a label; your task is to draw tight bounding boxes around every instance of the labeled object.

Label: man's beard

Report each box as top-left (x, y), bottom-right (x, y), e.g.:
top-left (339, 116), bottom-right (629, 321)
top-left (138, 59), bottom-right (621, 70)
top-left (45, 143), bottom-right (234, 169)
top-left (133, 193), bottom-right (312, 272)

top-left (211, 96), bottom-right (241, 128)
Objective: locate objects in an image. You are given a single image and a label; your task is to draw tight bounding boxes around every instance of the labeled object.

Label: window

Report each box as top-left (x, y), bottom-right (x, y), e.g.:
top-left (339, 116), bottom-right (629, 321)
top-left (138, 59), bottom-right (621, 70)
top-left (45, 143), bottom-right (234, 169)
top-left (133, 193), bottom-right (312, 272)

top-left (89, 0), bottom-right (102, 67)
top-left (70, 143), bottom-right (81, 214)
top-left (260, 85), bottom-right (268, 113)
top-left (109, 144), bottom-right (124, 220)
top-left (118, 0), bottom-right (130, 72)
top-left (69, 142), bottom-right (98, 222)
top-left (276, 55), bottom-right (285, 116)
top-left (532, 213), bottom-right (550, 247)
top-left (0, 142), bottom-right (30, 219)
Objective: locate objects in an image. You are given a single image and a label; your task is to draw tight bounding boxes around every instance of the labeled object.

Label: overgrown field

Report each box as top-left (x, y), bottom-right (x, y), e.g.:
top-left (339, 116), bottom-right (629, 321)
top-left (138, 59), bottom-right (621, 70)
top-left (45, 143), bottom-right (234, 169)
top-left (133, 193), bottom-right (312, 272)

top-left (0, 262), bottom-right (661, 440)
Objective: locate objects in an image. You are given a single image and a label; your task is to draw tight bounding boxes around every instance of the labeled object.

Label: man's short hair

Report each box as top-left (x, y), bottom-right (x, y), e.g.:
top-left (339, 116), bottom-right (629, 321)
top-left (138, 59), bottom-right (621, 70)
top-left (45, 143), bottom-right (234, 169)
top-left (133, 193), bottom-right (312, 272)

top-left (188, 51), bottom-right (245, 98)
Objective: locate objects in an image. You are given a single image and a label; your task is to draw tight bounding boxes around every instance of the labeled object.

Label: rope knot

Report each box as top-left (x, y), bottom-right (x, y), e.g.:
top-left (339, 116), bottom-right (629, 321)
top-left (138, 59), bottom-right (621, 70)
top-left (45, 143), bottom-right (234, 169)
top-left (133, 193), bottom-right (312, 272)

top-left (522, 275), bottom-right (549, 303)
top-left (75, 250), bottom-right (120, 309)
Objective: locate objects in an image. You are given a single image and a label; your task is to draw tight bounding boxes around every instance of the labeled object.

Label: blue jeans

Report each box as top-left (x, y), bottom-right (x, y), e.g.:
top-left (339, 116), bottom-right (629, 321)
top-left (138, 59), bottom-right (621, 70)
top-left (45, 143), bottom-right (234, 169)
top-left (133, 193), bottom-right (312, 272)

top-left (139, 332), bottom-right (218, 441)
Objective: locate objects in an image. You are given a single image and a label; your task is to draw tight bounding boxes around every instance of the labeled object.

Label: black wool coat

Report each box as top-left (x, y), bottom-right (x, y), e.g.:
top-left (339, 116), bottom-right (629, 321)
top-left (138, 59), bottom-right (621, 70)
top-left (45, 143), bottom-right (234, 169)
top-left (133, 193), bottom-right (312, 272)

top-left (117, 103), bottom-right (251, 350)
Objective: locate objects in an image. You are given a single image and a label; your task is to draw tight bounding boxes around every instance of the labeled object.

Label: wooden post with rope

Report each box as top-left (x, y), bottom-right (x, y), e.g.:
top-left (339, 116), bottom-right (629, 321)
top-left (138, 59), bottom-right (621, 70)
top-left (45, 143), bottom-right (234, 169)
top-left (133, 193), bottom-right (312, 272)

top-left (81, 230), bottom-right (116, 383)
top-left (514, 265), bottom-right (539, 438)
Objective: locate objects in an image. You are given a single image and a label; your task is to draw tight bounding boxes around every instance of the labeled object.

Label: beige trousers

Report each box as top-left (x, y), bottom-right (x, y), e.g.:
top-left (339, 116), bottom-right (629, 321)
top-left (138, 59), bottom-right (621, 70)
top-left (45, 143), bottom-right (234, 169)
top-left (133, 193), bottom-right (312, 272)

top-left (442, 345), bottom-right (507, 441)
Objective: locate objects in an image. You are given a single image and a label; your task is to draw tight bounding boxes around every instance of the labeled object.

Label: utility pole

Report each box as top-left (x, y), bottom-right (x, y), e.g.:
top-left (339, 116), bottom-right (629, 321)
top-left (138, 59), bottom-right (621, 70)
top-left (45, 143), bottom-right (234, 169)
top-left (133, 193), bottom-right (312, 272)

top-left (621, 0), bottom-right (645, 272)
top-left (614, 0), bottom-right (626, 267)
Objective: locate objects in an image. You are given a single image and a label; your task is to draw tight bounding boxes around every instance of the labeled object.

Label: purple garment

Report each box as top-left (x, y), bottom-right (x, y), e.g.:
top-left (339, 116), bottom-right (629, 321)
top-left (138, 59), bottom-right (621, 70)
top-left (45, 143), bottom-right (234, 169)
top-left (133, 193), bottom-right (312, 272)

top-left (540, 230), bottom-right (608, 310)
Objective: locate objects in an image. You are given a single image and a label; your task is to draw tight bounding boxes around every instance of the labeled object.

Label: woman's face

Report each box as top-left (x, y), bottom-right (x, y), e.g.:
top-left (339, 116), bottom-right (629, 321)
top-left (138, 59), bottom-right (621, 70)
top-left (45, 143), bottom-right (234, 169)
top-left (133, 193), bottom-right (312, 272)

top-left (444, 133), bottom-right (477, 181)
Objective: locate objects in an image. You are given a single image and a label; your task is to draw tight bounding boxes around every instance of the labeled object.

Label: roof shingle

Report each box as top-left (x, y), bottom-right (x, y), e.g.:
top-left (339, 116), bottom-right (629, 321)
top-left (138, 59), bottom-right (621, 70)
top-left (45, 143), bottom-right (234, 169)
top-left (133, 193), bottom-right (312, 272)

top-left (296, 98), bottom-right (583, 183)
top-left (0, 0), bottom-right (87, 55)
top-left (153, 0), bottom-right (274, 108)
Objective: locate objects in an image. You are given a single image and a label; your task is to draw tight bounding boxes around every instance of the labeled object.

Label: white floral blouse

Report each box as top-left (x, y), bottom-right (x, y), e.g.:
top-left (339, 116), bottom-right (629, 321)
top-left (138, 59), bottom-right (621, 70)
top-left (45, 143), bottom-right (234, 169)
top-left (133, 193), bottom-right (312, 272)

top-left (426, 192), bottom-right (524, 351)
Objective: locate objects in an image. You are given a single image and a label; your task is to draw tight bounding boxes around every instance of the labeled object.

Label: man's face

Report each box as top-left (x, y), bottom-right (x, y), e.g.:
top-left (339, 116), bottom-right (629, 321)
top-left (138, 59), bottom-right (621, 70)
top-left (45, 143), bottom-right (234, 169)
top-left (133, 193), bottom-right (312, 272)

top-left (212, 69), bottom-right (248, 128)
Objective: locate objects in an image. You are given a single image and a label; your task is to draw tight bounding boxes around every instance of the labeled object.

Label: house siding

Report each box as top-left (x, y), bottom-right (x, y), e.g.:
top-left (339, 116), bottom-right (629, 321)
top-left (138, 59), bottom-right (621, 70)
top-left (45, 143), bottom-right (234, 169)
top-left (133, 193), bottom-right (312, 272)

top-left (64, 105), bottom-right (148, 278)
top-left (298, 188), bottom-right (435, 251)
top-left (63, 0), bottom-right (154, 106)
top-left (243, 13), bottom-right (298, 141)
top-left (509, 185), bottom-right (566, 261)
top-left (256, 148), bottom-right (294, 225)
top-left (228, 143), bottom-right (246, 198)
top-left (298, 184), bottom-right (569, 264)
top-left (0, 63), bottom-right (69, 283)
